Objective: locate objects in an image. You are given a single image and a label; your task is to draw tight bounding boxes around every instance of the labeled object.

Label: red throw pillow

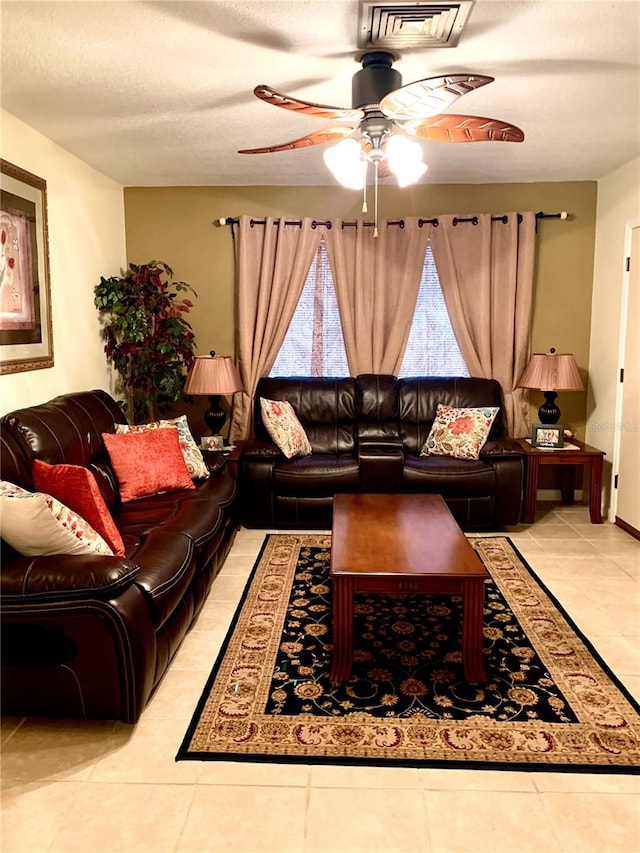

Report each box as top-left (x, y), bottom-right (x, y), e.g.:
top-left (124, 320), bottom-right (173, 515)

top-left (32, 459), bottom-right (126, 557)
top-left (102, 427), bottom-right (195, 503)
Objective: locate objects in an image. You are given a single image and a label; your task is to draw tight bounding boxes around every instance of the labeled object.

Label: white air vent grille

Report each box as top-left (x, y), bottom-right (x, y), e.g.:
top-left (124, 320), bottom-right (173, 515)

top-left (358, 1), bottom-right (475, 49)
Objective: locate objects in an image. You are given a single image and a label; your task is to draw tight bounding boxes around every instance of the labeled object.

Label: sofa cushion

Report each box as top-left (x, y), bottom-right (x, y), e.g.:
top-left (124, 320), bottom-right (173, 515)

top-left (260, 398), bottom-right (312, 459)
top-left (114, 476), bottom-right (233, 548)
top-left (255, 377), bottom-right (357, 454)
top-left (32, 460), bottom-right (125, 556)
top-left (398, 377), bottom-right (505, 453)
top-left (102, 428), bottom-right (195, 502)
top-left (115, 415), bottom-right (209, 480)
top-left (114, 475), bottom-right (236, 582)
top-left (272, 454), bottom-right (359, 497)
top-left (0, 487), bottom-right (114, 557)
top-left (421, 404), bottom-right (499, 460)
top-left (402, 454), bottom-right (496, 497)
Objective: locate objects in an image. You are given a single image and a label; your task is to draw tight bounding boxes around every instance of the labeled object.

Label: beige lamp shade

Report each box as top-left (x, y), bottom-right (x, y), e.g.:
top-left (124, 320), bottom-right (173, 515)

top-left (517, 352), bottom-right (584, 391)
top-left (517, 349), bottom-right (584, 425)
top-left (184, 353), bottom-right (243, 436)
top-left (184, 354), bottom-right (243, 396)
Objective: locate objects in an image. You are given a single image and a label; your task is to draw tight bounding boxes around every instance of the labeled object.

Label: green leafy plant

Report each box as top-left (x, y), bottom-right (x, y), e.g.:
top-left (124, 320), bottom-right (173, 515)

top-left (94, 261), bottom-right (196, 423)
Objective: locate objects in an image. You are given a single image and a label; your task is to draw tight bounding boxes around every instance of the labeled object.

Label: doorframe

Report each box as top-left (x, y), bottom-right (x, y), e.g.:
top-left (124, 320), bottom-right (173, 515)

top-left (609, 215), bottom-right (640, 523)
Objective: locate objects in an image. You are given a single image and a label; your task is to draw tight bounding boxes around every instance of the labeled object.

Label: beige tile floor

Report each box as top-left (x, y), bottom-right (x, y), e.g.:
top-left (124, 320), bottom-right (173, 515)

top-left (1, 503), bottom-right (639, 853)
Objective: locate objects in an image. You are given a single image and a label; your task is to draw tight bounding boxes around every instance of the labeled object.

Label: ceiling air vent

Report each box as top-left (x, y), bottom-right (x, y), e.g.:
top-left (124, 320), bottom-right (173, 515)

top-left (358, 1), bottom-right (476, 49)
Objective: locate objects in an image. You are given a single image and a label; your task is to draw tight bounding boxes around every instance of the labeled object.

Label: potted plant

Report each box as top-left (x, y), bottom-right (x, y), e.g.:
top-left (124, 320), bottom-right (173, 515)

top-left (94, 261), bottom-right (196, 423)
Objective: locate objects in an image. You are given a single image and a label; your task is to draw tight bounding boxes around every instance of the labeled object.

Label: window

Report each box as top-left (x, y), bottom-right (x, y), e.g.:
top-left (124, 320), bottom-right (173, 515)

top-left (270, 239), bottom-right (468, 378)
top-left (270, 240), bottom-right (349, 377)
top-left (399, 243), bottom-right (468, 377)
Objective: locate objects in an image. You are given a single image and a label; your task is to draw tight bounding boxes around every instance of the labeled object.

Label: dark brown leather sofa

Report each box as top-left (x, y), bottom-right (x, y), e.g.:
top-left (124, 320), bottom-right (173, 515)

top-left (241, 375), bottom-right (524, 530)
top-left (0, 390), bottom-right (238, 722)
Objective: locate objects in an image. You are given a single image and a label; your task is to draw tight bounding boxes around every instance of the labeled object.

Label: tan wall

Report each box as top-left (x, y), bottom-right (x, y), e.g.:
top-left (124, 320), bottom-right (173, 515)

top-left (124, 181), bottom-right (597, 437)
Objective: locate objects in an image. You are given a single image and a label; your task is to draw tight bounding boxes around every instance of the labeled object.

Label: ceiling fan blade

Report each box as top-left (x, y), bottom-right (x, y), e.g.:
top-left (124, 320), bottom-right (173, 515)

top-left (405, 114), bottom-right (524, 143)
top-left (380, 75), bottom-right (494, 120)
top-left (254, 85), bottom-right (365, 121)
top-left (238, 127), bottom-right (355, 155)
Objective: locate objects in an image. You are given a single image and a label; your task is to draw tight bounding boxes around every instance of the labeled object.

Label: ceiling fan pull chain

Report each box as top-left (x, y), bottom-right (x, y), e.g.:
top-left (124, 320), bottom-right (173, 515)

top-left (362, 161), bottom-right (368, 214)
top-left (374, 163), bottom-right (379, 238)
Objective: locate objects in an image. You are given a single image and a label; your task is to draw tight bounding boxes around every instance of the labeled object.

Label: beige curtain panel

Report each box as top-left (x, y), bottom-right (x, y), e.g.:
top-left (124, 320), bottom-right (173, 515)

top-left (429, 212), bottom-right (536, 438)
top-left (230, 212), bottom-right (536, 440)
top-left (230, 215), bottom-right (323, 441)
top-left (324, 218), bottom-right (431, 376)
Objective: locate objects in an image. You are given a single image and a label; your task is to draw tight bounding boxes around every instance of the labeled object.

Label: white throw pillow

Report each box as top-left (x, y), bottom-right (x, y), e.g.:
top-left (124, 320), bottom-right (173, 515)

top-left (260, 398), bottom-right (312, 459)
top-left (420, 404), bottom-right (499, 461)
top-left (0, 487), bottom-right (114, 557)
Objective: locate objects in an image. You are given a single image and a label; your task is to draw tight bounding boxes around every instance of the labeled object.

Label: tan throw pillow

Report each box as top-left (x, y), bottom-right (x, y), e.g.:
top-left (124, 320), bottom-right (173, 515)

top-left (0, 487), bottom-right (114, 557)
top-left (260, 398), bottom-right (312, 459)
top-left (115, 414), bottom-right (209, 480)
top-left (420, 404), bottom-right (499, 460)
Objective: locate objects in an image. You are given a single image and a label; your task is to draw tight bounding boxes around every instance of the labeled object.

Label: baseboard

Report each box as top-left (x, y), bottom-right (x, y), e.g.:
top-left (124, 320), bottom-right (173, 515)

top-left (615, 517), bottom-right (640, 541)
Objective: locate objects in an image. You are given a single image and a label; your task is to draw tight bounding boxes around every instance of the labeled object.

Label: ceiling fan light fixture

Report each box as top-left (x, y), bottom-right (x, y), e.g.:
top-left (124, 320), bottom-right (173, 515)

top-left (385, 133), bottom-right (428, 186)
top-left (391, 157), bottom-right (428, 187)
top-left (323, 138), bottom-right (366, 189)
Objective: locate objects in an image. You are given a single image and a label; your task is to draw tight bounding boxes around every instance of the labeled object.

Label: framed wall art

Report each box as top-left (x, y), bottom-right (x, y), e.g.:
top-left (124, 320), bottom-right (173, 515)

top-left (0, 159), bottom-right (54, 374)
top-left (531, 423), bottom-right (564, 449)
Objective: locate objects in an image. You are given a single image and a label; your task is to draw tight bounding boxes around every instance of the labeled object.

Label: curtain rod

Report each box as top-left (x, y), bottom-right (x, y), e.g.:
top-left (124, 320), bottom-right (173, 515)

top-left (213, 211), bottom-right (569, 228)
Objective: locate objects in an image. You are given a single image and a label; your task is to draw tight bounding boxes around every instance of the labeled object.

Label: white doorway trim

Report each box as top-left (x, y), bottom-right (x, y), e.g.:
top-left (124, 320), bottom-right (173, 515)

top-left (609, 215), bottom-right (640, 523)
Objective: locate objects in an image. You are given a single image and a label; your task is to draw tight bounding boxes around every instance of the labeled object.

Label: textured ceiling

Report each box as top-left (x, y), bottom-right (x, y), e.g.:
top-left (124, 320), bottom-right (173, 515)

top-left (1, 0), bottom-right (639, 187)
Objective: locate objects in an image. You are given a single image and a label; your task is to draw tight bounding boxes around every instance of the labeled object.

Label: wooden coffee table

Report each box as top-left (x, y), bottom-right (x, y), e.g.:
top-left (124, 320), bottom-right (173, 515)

top-left (329, 493), bottom-right (489, 683)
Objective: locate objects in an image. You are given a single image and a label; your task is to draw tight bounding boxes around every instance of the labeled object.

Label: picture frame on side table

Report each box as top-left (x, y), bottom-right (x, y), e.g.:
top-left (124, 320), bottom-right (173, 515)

top-left (0, 159), bottom-right (53, 374)
top-left (201, 434), bottom-right (224, 451)
top-left (531, 423), bottom-right (564, 449)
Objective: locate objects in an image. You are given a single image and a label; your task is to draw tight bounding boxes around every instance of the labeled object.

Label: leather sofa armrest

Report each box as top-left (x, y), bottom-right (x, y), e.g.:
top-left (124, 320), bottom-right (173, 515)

top-left (240, 440), bottom-right (280, 526)
top-left (1, 554), bottom-right (139, 603)
top-left (358, 436), bottom-right (404, 492)
top-left (481, 438), bottom-right (525, 457)
top-left (358, 435), bottom-right (404, 456)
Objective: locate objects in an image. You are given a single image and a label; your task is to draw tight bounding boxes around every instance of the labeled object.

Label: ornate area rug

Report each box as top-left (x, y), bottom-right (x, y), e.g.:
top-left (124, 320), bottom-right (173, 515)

top-left (177, 534), bottom-right (640, 772)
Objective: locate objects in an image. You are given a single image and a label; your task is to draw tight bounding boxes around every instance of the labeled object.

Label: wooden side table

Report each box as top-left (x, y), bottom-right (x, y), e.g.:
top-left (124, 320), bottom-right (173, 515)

top-left (222, 440), bottom-right (244, 480)
top-left (201, 441), bottom-right (244, 479)
top-left (516, 438), bottom-right (605, 524)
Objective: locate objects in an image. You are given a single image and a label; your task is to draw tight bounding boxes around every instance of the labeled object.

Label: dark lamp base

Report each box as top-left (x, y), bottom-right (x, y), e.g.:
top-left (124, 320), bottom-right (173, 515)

top-left (204, 395), bottom-right (227, 435)
top-left (538, 391), bottom-right (561, 424)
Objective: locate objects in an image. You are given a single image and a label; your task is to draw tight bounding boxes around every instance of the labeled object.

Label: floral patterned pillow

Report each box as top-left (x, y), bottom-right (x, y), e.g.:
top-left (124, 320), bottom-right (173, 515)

top-left (260, 398), bottom-right (312, 459)
top-left (0, 480), bottom-right (28, 497)
top-left (116, 414), bottom-right (209, 480)
top-left (0, 484), bottom-right (114, 557)
top-left (420, 404), bottom-right (499, 460)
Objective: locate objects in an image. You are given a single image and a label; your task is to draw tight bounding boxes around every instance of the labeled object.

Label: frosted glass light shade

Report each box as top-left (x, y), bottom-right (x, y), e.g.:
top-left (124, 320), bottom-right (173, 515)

top-left (323, 139), bottom-right (366, 189)
top-left (386, 134), bottom-right (428, 187)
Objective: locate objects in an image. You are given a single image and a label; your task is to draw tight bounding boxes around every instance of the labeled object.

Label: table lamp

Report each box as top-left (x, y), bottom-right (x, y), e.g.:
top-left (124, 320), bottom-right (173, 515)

top-left (517, 348), bottom-right (584, 424)
top-left (183, 351), bottom-right (243, 437)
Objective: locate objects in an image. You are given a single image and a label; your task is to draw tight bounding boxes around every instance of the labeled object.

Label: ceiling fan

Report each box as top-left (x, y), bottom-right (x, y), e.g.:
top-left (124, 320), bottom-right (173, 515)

top-left (238, 50), bottom-right (524, 189)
